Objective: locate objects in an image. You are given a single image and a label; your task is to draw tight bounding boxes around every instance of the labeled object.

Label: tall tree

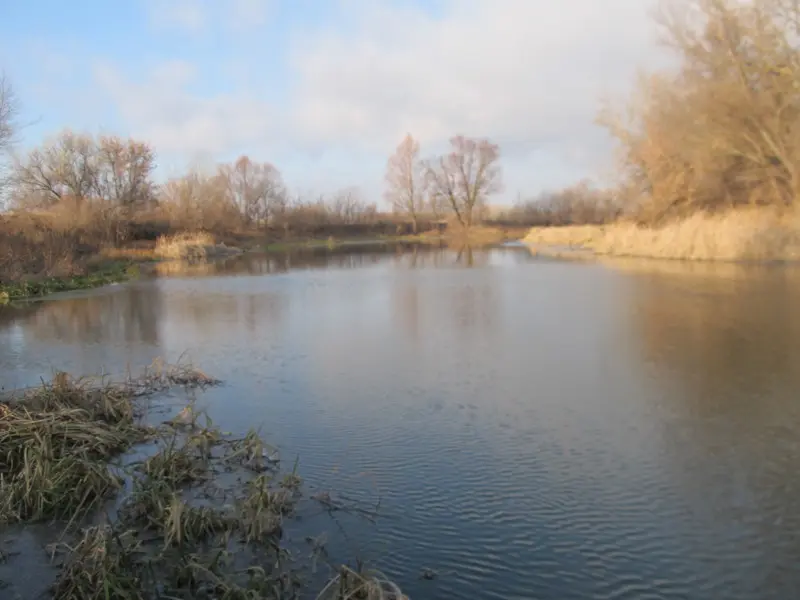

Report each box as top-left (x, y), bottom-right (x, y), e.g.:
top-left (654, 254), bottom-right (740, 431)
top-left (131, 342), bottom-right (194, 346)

top-left (385, 134), bottom-right (426, 232)
top-left (426, 136), bottom-right (502, 228)
top-left (0, 73), bottom-right (15, 156)
top-left (219, 156), bottom-right (285, 226)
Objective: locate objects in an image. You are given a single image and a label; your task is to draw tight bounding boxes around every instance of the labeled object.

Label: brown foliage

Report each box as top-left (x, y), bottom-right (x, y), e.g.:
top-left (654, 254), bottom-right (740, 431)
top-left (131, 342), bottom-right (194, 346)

top-left (602, 0), bottom-right (800, 223)
top-left (157, 160), bottom-right (379, 236)
top-left (158, 169), bottom-right (241, 232)
top-left (0, 213), bottom-right (96, 282)
top-left (425, 136), bottom-right (502, 228)
top-left (218, 155), bottom-right (286, 226)
top-left (11, 131), bottom-right (155, 210)
top-left (504, 181), bottom-right (624, 226)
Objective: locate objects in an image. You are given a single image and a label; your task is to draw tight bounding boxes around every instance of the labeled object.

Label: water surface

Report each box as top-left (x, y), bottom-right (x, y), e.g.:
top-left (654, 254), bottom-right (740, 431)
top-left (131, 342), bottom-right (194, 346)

top-left (2, 244), bottom-right (800, 599)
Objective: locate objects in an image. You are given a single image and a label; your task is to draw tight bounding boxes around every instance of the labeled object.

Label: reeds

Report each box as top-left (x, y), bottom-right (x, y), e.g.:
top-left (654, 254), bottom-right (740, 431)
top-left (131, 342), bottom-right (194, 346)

top-left (154, 232), bottom-right (242, 261)
top-left (524, 208), bottom-right (800, 262)
top-left (0, 375), bottom-right (147, 524)
top-left (316, 565), bottom-right (409, 600)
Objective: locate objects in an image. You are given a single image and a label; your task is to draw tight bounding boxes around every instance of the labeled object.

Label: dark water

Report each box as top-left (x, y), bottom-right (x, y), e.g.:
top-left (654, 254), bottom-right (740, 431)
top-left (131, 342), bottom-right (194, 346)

top-left (2, 244), bottom-right (800, 600)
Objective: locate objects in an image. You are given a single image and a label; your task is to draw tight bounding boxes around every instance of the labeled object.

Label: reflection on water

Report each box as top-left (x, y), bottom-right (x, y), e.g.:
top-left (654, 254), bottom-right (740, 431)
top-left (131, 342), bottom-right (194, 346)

top-left (2, 245), bottom-right (800, 599)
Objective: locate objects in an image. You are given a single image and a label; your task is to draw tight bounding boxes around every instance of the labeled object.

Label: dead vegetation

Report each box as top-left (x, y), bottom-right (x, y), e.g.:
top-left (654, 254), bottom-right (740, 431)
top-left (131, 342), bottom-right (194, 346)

top-left (0, 360), bottom-right (405, 599)
top-left (154, 231), bottom-right (242, 261)
top-left (525, 208), bottom-right (800, 260)
top-left (522, 0), bottom-right (800, 261)
top-left (602, 0), bottom-right (800, 223)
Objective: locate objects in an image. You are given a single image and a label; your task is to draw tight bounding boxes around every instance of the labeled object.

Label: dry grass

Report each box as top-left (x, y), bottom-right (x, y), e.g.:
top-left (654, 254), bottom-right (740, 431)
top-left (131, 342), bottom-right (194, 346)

top-left (1, 360), bottom-right (404, 599)
top-left (524, 208), bottom-right (800, 262)
top-left (154, 232), bottom-right (243, 261)
top-left (0, 362), bottom-right (219, 525)
top-left (99, 245), bottom-right (159, 262)
top-left (316, 566), bottom-right (408, 600)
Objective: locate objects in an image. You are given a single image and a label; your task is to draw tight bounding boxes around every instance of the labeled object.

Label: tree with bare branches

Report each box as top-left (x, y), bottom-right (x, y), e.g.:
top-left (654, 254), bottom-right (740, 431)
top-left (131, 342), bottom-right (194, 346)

top-left (219, 156), bottom-right (285, 226)
top-left (96, 135), bottom-right (155, 209)
top-left (160, 169), bottom-right (239, 230)
top-left (0, 73), bottom-right (15, 156)
top-left (385, 134), bottom-right (427, 232)
top-left (11, 131), bottom-right (155, 210)
top-left (0, 74), bottom-right (18, 205)
top-left (425, 136), bottom-right (502, 228)
top-left (601, 0), bottom-right (800, 222)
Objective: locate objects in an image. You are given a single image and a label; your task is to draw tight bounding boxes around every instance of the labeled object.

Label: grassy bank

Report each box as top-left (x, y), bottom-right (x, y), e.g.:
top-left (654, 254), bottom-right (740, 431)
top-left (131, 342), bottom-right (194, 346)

top-left (1, 209), bottom-right (525, 304)
top-left (524, 209), bottom-right (800, 262)
top-left (0, 360), bottom-right (406, 599)
top-left (258, 224), bottom-right (524, 252)
top-left (0, 260), bottom-right (146, 303)
top-left (398, 224), bottom-right (527, 247)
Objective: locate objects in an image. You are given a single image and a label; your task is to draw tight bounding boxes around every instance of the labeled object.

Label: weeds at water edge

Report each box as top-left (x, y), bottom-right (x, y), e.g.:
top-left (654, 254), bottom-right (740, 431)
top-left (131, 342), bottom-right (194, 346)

top-left (0, 360), bottom-right (407, 600)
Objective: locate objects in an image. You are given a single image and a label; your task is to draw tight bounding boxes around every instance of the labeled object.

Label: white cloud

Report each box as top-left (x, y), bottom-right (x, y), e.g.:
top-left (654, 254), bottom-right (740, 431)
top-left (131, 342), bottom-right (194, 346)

top-left (92, 60), bottom-right (276, 157)
top-left (143, 0), bottom-right (273, 33)
top-left (229, 0), bottom-right (273, 30)
top-left (145, 0), bottom-right (207, 33)
top-left (77, 0), bottom-right (670, 197)
top-left (287, 0), bottom-right (667, 166)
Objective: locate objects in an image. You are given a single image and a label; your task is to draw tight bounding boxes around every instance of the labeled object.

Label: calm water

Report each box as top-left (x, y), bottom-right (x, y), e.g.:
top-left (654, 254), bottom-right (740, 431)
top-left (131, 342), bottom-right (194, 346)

top-left (2, 244), bottom-right (800, 599)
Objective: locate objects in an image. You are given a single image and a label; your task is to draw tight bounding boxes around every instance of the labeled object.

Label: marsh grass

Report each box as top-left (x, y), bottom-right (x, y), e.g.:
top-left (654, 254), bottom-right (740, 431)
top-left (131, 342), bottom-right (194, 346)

top-left (524, 209), bottom-right (800, 262)
top-left (1, 360), bottom-right (406, 599)
top-left (155, 232), bottom-right (243, 261)
top-left (0, 375), bottom-right (147, 524)
top-left (315, 565), bottom-right (408, 600)
top-left (51, 526), bottom-right (145, 600)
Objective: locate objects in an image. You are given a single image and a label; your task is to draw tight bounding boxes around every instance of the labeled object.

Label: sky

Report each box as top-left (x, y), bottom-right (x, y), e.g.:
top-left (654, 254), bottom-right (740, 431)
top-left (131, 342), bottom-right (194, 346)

top-left (0, 0), bottom-right (668, 206)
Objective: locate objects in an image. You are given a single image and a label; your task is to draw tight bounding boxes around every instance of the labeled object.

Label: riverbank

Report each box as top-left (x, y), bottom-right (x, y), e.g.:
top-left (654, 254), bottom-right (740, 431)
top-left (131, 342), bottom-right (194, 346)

top-left (0, 361), bottom-right (406, 599)
top-left (0, 223), bottom-right (525, 303)
top-left (524, 209), bottom-right (800, 262)
top-left (263, 224), bottom-right (526, 252)
top-left (0, 230), bottom-right (242, 302)
top-left (0, 259), bottom-right (148, 303)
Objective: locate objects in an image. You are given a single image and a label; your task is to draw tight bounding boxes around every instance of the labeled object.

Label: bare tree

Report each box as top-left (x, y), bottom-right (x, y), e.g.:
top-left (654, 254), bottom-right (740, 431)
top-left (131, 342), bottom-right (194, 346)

top-left (425, 136), bottom-right (502, 228)
top-left (219, 156), bottom-right (285, 226)
top-left (601, 0), bottom-right (800, 222)
top-left (96, 135), bottom-right (155, 209)
top-left (385, 134), bottom-right (427, 232)
top-left (160, 169), bottom-right (239, 230)
top-left (10, 131), bottom-right (155, 210)
top-left (11, 132), bottom-right (96, 207)
top-left (0, 74), bottom-right (18, 205)
top-left (0, 73), bottom-right (16, 156)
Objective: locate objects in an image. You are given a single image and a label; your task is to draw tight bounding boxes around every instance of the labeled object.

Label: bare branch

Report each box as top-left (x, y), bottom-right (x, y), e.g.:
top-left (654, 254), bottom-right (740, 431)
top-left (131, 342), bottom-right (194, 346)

top-left (425, 136), bottom-right (502, 228)
top-left (384, 134), bottom-right (427, 232)
top-left (0, 73), bottom-right (16, 155)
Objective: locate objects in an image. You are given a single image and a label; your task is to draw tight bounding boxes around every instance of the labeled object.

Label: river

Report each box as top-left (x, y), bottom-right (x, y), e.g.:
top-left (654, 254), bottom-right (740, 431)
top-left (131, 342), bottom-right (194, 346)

top-left (2, 243), bottom-right (800, 599)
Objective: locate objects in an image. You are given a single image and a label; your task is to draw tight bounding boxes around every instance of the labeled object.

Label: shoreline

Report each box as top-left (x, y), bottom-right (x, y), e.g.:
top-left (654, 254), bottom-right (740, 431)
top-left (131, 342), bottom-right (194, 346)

top-left (0, 260), bottom-right (153, 304)
top-left (1, 226), bottom-right (525, 303)
top-left (0, 361), bottom-right (407, 599)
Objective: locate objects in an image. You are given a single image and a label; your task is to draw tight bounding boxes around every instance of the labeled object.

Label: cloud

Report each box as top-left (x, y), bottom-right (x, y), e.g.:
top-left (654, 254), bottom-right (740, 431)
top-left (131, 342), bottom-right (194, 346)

top-left (287, 0), bottom-right (666, 164)
top-left (92, 60), bottom-right (276, 158)
top-left (229, 0), bottom-right (273, 30)
top-left (145, 0), bottom-right (207, 33)
top-left (29, 0), bottom-right (671, 197)
top-left (143, 0), bottom-right (273, 33)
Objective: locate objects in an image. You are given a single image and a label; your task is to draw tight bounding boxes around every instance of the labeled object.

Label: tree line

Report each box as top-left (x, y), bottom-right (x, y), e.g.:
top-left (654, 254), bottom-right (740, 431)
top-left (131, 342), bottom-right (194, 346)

top-left (6, 0), bottom-right (791, 233)
top-left (0, 77), bottom-right (505, 236)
